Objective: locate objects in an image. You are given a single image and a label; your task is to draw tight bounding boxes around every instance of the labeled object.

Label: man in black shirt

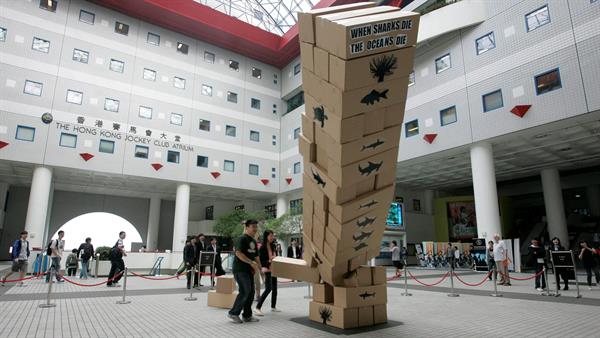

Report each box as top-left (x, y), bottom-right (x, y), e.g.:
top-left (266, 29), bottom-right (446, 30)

top-left (194, 233), bottom-right (206, 287)
top-left (228, 220), bottom-right (261, 324)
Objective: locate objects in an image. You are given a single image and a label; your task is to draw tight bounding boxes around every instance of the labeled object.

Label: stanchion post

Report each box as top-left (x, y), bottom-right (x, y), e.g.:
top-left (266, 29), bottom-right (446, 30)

top-left (94, 253), bottom-right (100, 278)
top-left (185, 266), bottom-right (198, 301)
top-left (541, 265), bottom-right (555, 297)
top-left (490, 265), bottom-right (502, 297)
top-left (401, 267), bottom-right (412, 297)
top-left (570, 251), bottom-right (582, 299)
top-left (39, 270), bottom-right (57, 308)
top-left (303, 283), bottom-right (312, 299)
top-left (116, 268), bottom-right (131, 304)
top-left (447, 266), bottom-right (459, 297)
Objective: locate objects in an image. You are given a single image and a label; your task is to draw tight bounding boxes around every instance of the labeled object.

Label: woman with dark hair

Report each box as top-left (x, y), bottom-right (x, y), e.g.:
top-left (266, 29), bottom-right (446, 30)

top-left (578, 240), bottom-right (600, 290)
top-left (390, 240), bottom-right (402, 275)
top-left (549, 237), bottom-right (569, 290)
top-left (254, 230), bottom-right (279, 316)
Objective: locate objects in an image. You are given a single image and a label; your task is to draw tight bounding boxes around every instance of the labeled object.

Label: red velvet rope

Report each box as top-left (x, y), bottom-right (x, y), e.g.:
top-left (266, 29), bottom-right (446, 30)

top-left (2, 272), bottom-right (47, 283)
top-left (453, 271), bottom-right (492, 287)
top-left (61, 271), bottom-right (124, 287)
top-left (407, 270), bottom-right (450, 286)
top-left (497, 269), bottom-right (545, 281)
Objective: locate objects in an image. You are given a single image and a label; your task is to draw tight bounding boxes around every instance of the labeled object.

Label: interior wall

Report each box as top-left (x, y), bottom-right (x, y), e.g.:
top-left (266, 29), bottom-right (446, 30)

top-left (0, 186), bottom-right (30, 260)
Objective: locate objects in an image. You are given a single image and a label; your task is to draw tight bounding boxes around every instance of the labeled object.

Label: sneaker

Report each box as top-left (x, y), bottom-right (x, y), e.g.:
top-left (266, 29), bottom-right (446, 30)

top-left (271, 308), bottom-right (281, 312)
top-left (505, 283), bottom-right (512, 286)
top-left (227, 314), bottom-right (243, 324)
top-left (56, 280), bottom-right (64, 283)
top-left (253, 308), bottom-right (264, 317)
top-left (536, 288), bottom-right (543, 292)
top-left (243, 316), bottom-right (260, 323)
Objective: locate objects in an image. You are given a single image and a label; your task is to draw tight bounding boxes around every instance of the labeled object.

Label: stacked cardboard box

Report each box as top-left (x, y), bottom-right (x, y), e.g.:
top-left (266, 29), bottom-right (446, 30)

top-left (207, 275), bottom-right (238, 309)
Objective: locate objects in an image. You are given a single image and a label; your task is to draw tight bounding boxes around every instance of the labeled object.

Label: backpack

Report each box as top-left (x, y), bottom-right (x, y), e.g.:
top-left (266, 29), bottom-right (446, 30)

top-left (80, 244), bottom-right (93, 260)
top-left (109, 241), bottom-right (123, 261)
top-left (46, 239), bottom-right (56, 256)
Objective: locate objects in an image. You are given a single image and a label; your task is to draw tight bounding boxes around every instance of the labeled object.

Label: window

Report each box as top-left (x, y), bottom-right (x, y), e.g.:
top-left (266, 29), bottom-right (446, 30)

top-left (251, 98), bottom-right (261, 110)
top-left (147, 32), bottom-right (160, 46)
top-left (66, 90), bottom-right (83, 105)
top-left (225, 125), bottom-right (236, 137)
top-left (482, 90), bottom-right (503, 112)
top-left (272, 135), bottom-right (277, 146)
top-left (167, 151), bottom-right (180, 163)
top-left (24, 80), bottom-right (43, 96)
top-left (143, 68), bottom-right (156, 81)
top-left (526, 5), bottom-right (550, 32)
top-left (229, 60), bottom-right (239, 71)
top-left (272, 104), bottom-right (278, 114)
top-left (440, 106), bottom-right (457, 126)
top-left (170, 113), bottom-right (183, 126)
top-left (99, 139), bottom-right (115, 154)
top-left (413, 199), bottom-right (421, 212)
top-left (294, 64), bottom-right (301, 75)
top-left (135, 145), bottom-right (148, 159)
top-left (249, 164), bottom-right (259, 176)
top-left (435, 53), bottom-right (451, 74)
top-left (197, 155), bottom-right (208, 168)
top-left (173, 77), bottom-right (186, 89)
top-left (535, 68), bottom-right (562, 95)
top-left (32, 37), bottom-right (50, 53)
top-left (109, 59), bottom-right (124, 73)
top-left (79, 10), bottom-right (95, 25)
top-left (104, 98), bottom-right (120, 112)
top-left (199, 119), bottom-right (211, 131)
top-left (271, 167), bottom-right (276, 179)
top-left (265, 204), bottom-right (277, 219)
top-left (476, 32), bottom-right (495, 55)
top-left (405, 120), bottom-right (419, 137)
top-left (224, 160), bottom-right (235, 172)
top-left (0, 27), bottom-right (6, 42)
top-left (227, 91), bottom-right (238, 103)
top-left (408, 71), bottom-right (415, 87)
top-left (293, 127), bottom-right (301, 140)
top-left (138, 106), bottom-right (153, 119)
top-left (205, 206), bottom-right (214, 220)
top-left (16, 126), bottom-right (35, 142)
top-left (201, 84), bottom-right (212, 96)
top-left (289, 198), bottom-right (303, 215)
top-left (115, 21), bottom-right (129, 35)
top-left (285, 91), bottom-right (304, 113)
top-left (39, 0), bottom-right (57, 12)
top-left (176, 42), bottom-right (188, 54)
top-left (72, 49), bottom-right (89, 63)
top-left (250, 130), bottom-right (260, 142)
top-left (293, 162), bottom-right (301, 174)
top-left (252, 67), bottom-right (262, 79)
top-left (204, 51), bottom-right (215, 63)
top-left (59, 133), bottom-right (77, 148)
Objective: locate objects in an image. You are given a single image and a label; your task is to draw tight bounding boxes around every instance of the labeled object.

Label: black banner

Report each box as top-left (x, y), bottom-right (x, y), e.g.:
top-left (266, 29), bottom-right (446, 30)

top-left (472, 238), bottom-right (488, 271)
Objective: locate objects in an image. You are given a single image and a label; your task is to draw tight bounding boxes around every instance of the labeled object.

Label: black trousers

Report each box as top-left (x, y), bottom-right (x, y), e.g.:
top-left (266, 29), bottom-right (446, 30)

top-left (67, 267), bottom-right (77, 276)
top-left (229, 271), bottom-right (254, 318)
top-left (107, 258), bottom-right (124, 286)
top-left (554, 268), bottom-right (569, 289)
top-left (534, 264), bottom-right (546, 289)
top-left (194, 264), bottom-right (206, 286)
top-left (584, 265), bottom-right (600, 286)
top-left (256, 272), bottom-right (277, 310)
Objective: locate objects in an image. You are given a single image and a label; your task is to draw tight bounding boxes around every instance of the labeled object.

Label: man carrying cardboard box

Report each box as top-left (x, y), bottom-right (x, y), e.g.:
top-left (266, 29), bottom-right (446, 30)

top-left (228, 220), bottom-right (262, 324)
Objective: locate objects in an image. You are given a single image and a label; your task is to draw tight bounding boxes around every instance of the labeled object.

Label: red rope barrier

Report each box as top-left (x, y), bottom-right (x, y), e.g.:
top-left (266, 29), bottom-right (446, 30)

top-left (61, 271), bottom-right (124, 287)
top-left (387, 271), bottom-right (402, 281)
top-left (453, 271), bottom-right (492, 287)
top-left (2, 273), bottom-right (47, 283)
top-left (497, 269), bottom-right (544, 281)
top-left (407, 270), bottom-right (450, 287)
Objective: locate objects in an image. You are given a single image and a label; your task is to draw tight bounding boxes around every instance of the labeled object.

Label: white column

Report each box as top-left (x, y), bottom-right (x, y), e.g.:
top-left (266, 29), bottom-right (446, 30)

top-left (146, 196), bottom-right (161, 251)
top-left (24, 166), bottom-right (53, 248)
top-left (586, 184), bottom-right (600, 218)
top-left (470, 142), bottom-right (502, 241)
top-left (541, 168), bottom-right (569, 248)
top-left (423, 189), bottom-right (435, 215)
top-left (276, 195), bottom-right (288, 218)
top-left (172, 183), bottom-right (190, 252)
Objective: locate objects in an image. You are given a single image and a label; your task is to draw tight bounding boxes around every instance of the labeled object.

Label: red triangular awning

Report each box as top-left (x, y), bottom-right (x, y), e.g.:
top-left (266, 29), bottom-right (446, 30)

top-left (423, 134), bottom-right (437, 144)
top-left (0, 141), bottom-right (9, 149)
top-left (285, 177), bottom-right (293, 185)
top-left (261, 179), bottom-right (270, 185)
top-left (151, 163), bottom-right (163, 171)
top-left (210, 171), bottom-right (221, 179)
top-left (79, 153), bottom-right (94, 161)
top-left (510, 105), bottom-right (531, 118)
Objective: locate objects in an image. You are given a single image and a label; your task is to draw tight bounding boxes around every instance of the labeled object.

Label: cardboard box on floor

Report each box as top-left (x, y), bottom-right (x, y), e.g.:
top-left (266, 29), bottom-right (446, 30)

top-left (207, 290), bottom-right (238, 309)
top-left (373, 304), bottom-right (388, 324)
top-left (309, 301), bottom-right (358, 329)
top-left (315, 10), bottom-right (420, 60)
top-left (333, 284), bottom-right (387, 308)
top-left (313, 283), bottom-right (334, 303)
top-left (271, 257), bottom-right (320, 283)
top-left (358, 306), bottom-right (374, 327)
top-left (298, 2), bottom-right (376, 44)
top-left (215, 275), bottom-right (236, 294)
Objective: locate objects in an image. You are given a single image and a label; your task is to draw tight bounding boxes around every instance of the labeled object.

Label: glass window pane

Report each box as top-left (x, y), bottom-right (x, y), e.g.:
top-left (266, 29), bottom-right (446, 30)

top-left (476, 32), bottom-right (496, 55)
top-left (143, 68), bottom-right (156, 81)
top-left (483, 90), bottom-right (503, 112)
top-left (173, 77), bottom-right (186, 89)
top-left (66, 90), bottom-right (83, 105)
top-left (199, 119), bottom-right (210, 131)
top-left (104, 98), bottom-right (120, 112)
top-left (405, 120), bottom-right (419, 137)
top-left (177, 42), bottom-right (188, 54)
top-left (16, 126), bottom-right (35, 142)
top-left (250, 130), bottom-right (260, 142)
top-left (408, 71), bottom-right (415, 86)
top-left (435, 54), bottom-right (451, 74)
top-left (170, 113), bottom-right (183, 126)
top-left (293, 162), bottom-right (301, 174)
top-left (526, 6), bottom-right (550, 32)
top-left (99, 139), bottom-right (115, 154)
top-left (79, 10), bottom-right (95, 24)
top-left (224, 160), bottom-right (235, 172)
top-left (109, 59), bottom-right (124, 73)
top-left (204, 51), bottom-right (215, 63)
top-left (72, 49), bottom-right (89, 63)
top-left (227, 91), bottom-right (238, 103)
top-left (225, 125), bottom-right (236, 137)
top-left (167, 151), bottom-right (180, 163)
top-left (249, 164), bottom-right (259, 176)
top-left (535, 69), bottom-right (562, 95)
top-left (115, 21), bottom-right (129, 35)
top-left (139, 106), bottom-right (153, 119)
top-left (201, 84), bottom-right (212, 96)
top-left (32, 37), bottom-right (50, 53)
top-left (24, 80), bottom-right (43, 96)
top-left (229, 60), bottom-right (239, 71)
top-left (135, 145), bottom-right (148, 158)
top-left (197, 155), bottom-right (208, 168)
top-left (252, 67), bottom-right (262, 79)
top-left (147, 32), bottom-right (160, 46)
top-left (440, 106), bottom-right (457, 126)
top-left (0, 27), bottom-right (6, 42)
top-left (60, 133), bottom-right (77, 148)
top-left (251, 98), bottom-right (261, 110)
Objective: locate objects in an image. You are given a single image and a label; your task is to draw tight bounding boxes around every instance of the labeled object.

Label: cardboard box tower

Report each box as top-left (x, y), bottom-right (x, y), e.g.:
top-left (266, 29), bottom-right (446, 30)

top-left (272, 3), bottom-right (419, 329)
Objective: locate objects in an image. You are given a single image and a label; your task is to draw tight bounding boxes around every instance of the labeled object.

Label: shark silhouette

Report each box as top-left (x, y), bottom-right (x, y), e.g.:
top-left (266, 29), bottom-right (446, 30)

top-left (361, 139), bottom-right (384, 151)
top-left (352, 231), bottom-right (373, 242)
top-left (370, 54), bottom-right (398, 82)
top-left (354, 242), bottom-right (369, 251)
top-left (359, 200), bottom-right (378, 209)
top-left (313, 105), bottom-right (328, 128)
top-left (361, 89), bottom-right (389, 105)
top-left (359, 292), bottom-right (376, 300)
top-left (358, 161), bottom-right (383, 176)
top-left (356, 217), bottom-right (376, 228)
top-left (311, 168), bottom-right (326, 188)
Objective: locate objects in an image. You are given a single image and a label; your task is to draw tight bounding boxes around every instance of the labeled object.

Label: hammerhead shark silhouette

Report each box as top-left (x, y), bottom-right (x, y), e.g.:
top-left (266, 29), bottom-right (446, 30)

top-left (356, 217), bottom-right (376, 228)
top-left (361, 139), bottom-right (384, 151)
top-left (358, 161), bottom-right (383, 176)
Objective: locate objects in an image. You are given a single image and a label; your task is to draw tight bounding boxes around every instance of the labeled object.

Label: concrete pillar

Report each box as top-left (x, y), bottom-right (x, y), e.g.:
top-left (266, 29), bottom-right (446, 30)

top-left (541, 168), bottom-right (569, 248)
top-left (470, 142), bottom-right (502, 241)
top-left (0, 183), bottom-right (9, 231)
top-left (146, 196), bottom-right (161, 251)
top-left (423, 189), bottom-right (435, 215)
top-left (587, 184), bottom-right (600, 218)
top-left (172, 183), bottom-right (190, 251)
top-left (276, 194), bottom-right (288, 218)
top-left (24, 166), bottom-right (53, 248)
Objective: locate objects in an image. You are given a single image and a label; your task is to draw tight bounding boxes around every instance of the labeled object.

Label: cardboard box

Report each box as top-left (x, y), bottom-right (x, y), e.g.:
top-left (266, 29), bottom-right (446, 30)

top-left (303, 68), bottom-right (409, 120)
top-left (318, 6), bottom-right (399, 25)
top-left (302, 238), bottom-right (318, 268)
top-left (300, 111), bottom-right (315, 143)
top-left (304, 93), bottom-right (364, 144)
top-left (356, 176), bottom-right (378, 196)
top-left (298, 2), bottom-right (376, 43)
top-left (312, 212), bottom-right (325, 253)
top-left (326, 224), bottom-right (386, 255)
top-left (343, 263), bottom-right (372, 287)
top-left (313, 46), bottom-right (329, 81)
top-left (372, 266), bottom-right (387, 286)
top-left (349, 255), bottom-right (367, 273)
top-left (215, 275), bottom-right (236, 294)
top-left (358, 306), bottom-right (374, 327)
top-left (304, 173), bottom-right (328, 211)
top-left (373, 304), bottom-right (388, 324)
top-left (333, 284), bottom-right (387, 308)
top-left (375, 163), bottom-right (398, 190)
top-left (300, 42), bottom-right (314, 72)
top-left (328, 184), bottom-right (394, 224)
top-left (298, 133), bottom-right (316, 163)
top-left (271, 257), bottom-right (320, 283)
top-left (313, 283), bottom-right (334, 303)
top-left (303, 197), bottom-right (313, 241)
top-left (309, 301), bottom-right (359, 329)
top-left (327, 203), bottom-right (390, 244)
top-left (315, 10), bottom-right (420, 60)
top-left (316, 257), bottom-right (350, 287)
top-left (302, 169), bottom-right (373, 205)
top-left (315, 144), bottom-right (329, 169)
top-left (322, 147), bottom-right (399, 188)
top-left (383, 103), bottom-right (407, 128)
top-left (207, 290), bottom-right (238, 309)
top-left (328, 46), bottom-right (415, 91)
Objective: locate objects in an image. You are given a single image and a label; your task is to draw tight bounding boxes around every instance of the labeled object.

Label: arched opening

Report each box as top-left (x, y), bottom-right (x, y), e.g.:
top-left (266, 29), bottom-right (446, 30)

top-left (51, 212), bottom-right (143, 251)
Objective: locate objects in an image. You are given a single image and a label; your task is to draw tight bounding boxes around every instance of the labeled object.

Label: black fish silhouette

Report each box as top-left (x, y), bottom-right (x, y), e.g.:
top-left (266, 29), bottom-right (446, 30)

top-left (354, 242), bottom-right (368, 251)
top-left (356, 217), bottom-right (376, 228)
top-left (370, 54), bottom-right (397, 82)
top-left (359, 292), bottom-right (376, 300)
top-left (361, 138), bottom-right (384, 151)
top-left (313, 105), bottom-right (328, 128)
top-left (358, 161), bottom-right (383, 176)
top-left (311, 168), bottom-right (326, 188)
top-left (319, 306), bottom-right (332, 324)
top-left (352, 231), bottom-right (373, 242)
top-left (361, 89), bottom-right (389, 105)
top-left (359, 200), bottom-right (378, 209)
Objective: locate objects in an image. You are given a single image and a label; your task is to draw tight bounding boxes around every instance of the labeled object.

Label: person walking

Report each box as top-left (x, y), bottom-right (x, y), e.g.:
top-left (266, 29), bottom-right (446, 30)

top-left (487, 241), bottom-right (496, 281)
top-left (447, 243), bottom-right (456, 269)
top-left (254, 230), bottom-right (280, 316)
top-left (287, 239), bottom-right (301, 259)
top-left (46, 230), bottom-right (65, 283)
top-left (578, 240), bottom-right (600, 290)
top-left (493, 234), bottom-right (511, 286)
top-left (209, 237), bottom-right (226, 279)
top-left (390, 241), bottom-right (402, 276)
top-left (66, 249), bottom-right (79, 276)
top-left (254, 233), bottom-right (262, 301)
top-left (183, 237), bottom-right (197, 289)
top-left (528, 238), bottom-right (546, 291)
top-left (228, 219), bottom-right (261, 324)
top-left (2, 231), bottom-right (30, 287)
top-left (548, 237), bottom-right (569, 290)
top-left (77, 237), bottom-right (94, 279)
top-left (107, 231), bottom-right (126, 287)
top-left (194, 233), bottom-right (207, 287)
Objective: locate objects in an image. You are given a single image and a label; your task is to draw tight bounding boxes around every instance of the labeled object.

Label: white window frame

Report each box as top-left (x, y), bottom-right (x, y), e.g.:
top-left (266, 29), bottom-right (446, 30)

top-left (135, 145), bottom-right (149, 159)
top-left (252, 67), bottom-right (262, 79)
top-left (482, 89), bottom-right (504, 112)
top-left (173, 76), bottom-right (186, 89)
top-left (32, 37), bottom-right (50, 53)
top-left (201, 84), bottom-right (213, 97)
top-left (24, 80), bottom-right (43, 96)
top-left (293, 127), bottom-right (300, 140)
top-left (177, 42), bottom-right (188, 55)
top-left (167, 150), bottom-right (180, 164)
top-left (476, 32), bottom-right (496, 55)
top-left (0, 27), bottom-right (7, 42)
top-left (405, 119), bottom-right (419, 137)
top-left (408, 71), bottom-right (415, 87)
top-left (224, 160), bottom-right (235, 172)
top-left (59, 133), bottom-right (77, 148)
top-left (440, 106), bottom-right (458, 126)
top-left (72, 49), bottom-right (89, 63)
top-left (15, 125), bottom-right (36, 142)
top-left (229, 60), bottom-right (239, 71)
top-left (225, 125), bottom-right (236, 137)
top-left (115, 21), bottom-right (129, 35)
top-left (526, 5), bottom-right (550, 32)
top-left (199, 119), bottom-right (211, 132)
top-left (79, 10), bottom-right (95, 25)
top-left (204, 51), bottom-right (215, 64)
top-left (170, 113), bottom-right (183, 126)
top-left (293, 162), bottom-right (301, 174)
top-left (104, 98), bottom-right (120, 112)
top-left (251, 98), bottom-right (261, 110)
top-left (147, 32), bottom-right (160, 46)
top-left (109, 59), bottom-right (124, 73)
top-left (197, 155), bottom-right (209, 168)
top-left (250, 130), bottom-right (260, 142)
top-left (66, 90), bottom-right (83, 105)
top-left (435, 53), bottom-right (451, 74)
top-left (227, 91), bottom-right (238, 103)
top-left (143, 68), bottom-right (157, 81)
top-left (249, 164), bottom-right (259, 176)
top-left (99, 139), bottom-right (115, 154)
top-left (138, 106), bottom-right (153, 119)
